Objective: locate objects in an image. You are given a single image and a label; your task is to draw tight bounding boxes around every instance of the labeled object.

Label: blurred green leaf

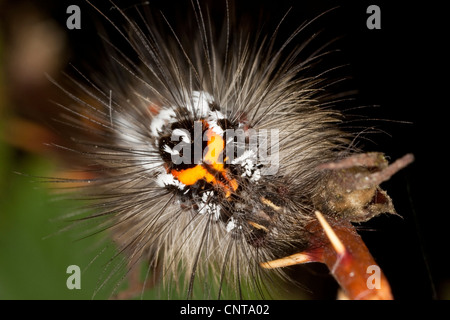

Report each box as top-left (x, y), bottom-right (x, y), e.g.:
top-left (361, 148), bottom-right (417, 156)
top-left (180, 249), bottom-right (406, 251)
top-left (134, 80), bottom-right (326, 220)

top-left (0, 154), bottom-right (119, 299)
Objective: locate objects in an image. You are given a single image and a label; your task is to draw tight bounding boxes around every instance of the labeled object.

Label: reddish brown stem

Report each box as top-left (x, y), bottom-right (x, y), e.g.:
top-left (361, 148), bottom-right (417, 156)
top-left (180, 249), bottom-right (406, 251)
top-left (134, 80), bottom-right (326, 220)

top-left (261, 213), bottom-right (393, 300)
top-left (307, 215), bottom-right (393, 300)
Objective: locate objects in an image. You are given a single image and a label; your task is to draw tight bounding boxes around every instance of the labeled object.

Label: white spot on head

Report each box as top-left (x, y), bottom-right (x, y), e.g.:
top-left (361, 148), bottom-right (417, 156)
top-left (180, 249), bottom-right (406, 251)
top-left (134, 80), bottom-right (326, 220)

top-left (226, 217), bottom-right (242, 233)
top-left (172, 129), bottom-right (191, 143)
top-left (201, 191), bottom-right (213, 202)
top-left (198, 191), bottom-right (221, 221)
top-left (231, 150), bottom-right (261, 182)
top-left (163, 144), bottom-right (179, 156)
top-left (232, 149), bottom-right (256, 164)
top-left (185, 91), bottom-right (226, 128)
top-left (249, 168), bottom-right (261, 182)
top-left (155, 172), bottom-right (185, 190)
top-left (150, 108), bottom-right (176, 137)
top-left (157, 91), bottom-right (228, 137)
top-left (207, 119), bottom-right (224, 136)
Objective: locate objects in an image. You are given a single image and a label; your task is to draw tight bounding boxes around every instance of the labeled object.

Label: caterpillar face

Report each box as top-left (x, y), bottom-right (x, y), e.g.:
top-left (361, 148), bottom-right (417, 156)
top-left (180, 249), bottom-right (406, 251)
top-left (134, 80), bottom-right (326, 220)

top-left (154, 91), bottom-right (240, 195)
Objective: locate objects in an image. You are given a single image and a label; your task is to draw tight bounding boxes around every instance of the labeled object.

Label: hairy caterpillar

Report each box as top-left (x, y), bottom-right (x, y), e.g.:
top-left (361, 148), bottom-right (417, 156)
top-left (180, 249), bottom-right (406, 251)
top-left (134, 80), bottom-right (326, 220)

top-left (6, 0), bottom-right (417, 299)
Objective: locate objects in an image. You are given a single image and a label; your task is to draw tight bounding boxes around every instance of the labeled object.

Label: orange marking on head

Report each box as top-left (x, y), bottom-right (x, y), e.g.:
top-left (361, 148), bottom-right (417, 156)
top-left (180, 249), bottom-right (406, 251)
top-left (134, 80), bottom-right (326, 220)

top-left (169, 123), bottom-right (239, 197)
top-left (204, 128), bottom-right (224, 169)
top-left (171, 165), bottom-right (207, 185)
